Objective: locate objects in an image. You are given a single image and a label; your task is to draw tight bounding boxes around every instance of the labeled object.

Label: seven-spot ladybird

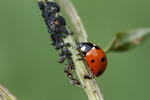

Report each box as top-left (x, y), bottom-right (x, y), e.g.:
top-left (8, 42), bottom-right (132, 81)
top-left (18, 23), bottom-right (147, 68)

top-left (79, 42), bottom-right (107, 77)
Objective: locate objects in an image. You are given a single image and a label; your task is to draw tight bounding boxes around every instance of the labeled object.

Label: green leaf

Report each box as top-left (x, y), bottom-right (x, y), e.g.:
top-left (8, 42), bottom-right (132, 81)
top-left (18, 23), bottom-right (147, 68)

top-left (104, 28), bottom-right (150, 53)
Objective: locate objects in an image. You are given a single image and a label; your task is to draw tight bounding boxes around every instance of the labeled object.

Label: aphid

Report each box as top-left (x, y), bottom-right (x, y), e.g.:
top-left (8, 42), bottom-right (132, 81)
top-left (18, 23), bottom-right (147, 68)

top-left (59, 55), bottom-right (67, 63)
top-left (55, 15), bottom-right (66, 26)
top-left (48, 1), bottom-right (60, 12)
top-left (64, 65), bottom-right (80, 86)
top-left (79, 42), bottom-right (107, 77)
top-left (38, 1), bottom-right (45, 10)
top-left (38, 1), bottom-right (80, 86)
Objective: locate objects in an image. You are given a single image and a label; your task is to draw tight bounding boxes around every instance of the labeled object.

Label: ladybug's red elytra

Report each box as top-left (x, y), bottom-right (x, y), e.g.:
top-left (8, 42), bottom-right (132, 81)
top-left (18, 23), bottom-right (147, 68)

top-left (79, 42), bottom-right (107, 77)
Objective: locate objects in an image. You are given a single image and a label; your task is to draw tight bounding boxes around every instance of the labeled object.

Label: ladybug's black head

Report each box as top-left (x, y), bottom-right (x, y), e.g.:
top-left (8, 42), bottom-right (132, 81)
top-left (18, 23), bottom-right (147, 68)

top-left (79, 42), bottom-right (93, 54)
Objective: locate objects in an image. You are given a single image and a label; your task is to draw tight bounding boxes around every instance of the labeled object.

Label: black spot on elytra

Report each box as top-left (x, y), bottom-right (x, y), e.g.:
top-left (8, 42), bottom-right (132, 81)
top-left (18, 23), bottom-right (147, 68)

top-left (91, 59), bottom-right (95, 63)
top-left (101, 57), bottom-right (105, 62)
top-left (97, 71), bottom-right (103, 75)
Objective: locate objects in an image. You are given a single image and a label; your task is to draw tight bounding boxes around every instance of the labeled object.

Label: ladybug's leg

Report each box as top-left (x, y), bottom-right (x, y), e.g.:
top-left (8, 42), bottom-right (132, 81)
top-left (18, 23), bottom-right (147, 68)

top-left (77, 52), bottom-right (85, 57)
top-left (84, 75), bottom-right (92, 79)
top-left (84, 64), bottom-right (95, 79)
top-left (83, 70), bottom-right (94, 79)
top-left (76, 53), bottom-right (85, 60)
top-left (83, 74), bottom-right (94, 79)
top-left (79, 72), bottom-right (93, 80)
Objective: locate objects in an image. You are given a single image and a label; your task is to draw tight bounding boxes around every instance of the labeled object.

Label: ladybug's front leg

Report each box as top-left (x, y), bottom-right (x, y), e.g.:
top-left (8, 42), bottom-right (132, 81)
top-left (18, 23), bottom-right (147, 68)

top-left (83, 64), bottom-right (95, 80)
top-left (76, 52), bottom-right (85, 61)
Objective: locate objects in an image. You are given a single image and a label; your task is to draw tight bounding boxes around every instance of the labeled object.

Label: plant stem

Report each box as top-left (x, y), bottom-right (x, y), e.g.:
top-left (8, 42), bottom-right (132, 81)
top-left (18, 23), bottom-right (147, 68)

top-left (56, 0), bottom-right (88, 42)
top-left (104, 37), bottom-right (116, 53)
top-left (0, 84), bottom-right (18, 100)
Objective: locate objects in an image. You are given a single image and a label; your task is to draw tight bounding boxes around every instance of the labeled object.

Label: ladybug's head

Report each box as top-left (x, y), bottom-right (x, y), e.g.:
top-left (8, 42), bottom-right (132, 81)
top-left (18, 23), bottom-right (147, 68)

top-left (79, 42), bottom-right (93, 54)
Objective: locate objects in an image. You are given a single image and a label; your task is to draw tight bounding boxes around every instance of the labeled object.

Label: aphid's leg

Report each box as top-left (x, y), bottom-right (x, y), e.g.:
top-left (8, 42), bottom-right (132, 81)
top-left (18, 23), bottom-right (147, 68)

top-left (64, 65), bottom-right (80, 86)
top-left (70, 78), bottom-right (80, 86)
top-left (64, 64), bottom-right (71, 73)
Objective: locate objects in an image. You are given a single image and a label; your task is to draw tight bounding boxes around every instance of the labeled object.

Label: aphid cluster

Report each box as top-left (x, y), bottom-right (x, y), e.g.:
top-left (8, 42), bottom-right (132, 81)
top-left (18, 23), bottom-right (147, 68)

top-left (38, 0), bottom-right (108, 85)
top-left (38, 1), bottom-right (80, 85)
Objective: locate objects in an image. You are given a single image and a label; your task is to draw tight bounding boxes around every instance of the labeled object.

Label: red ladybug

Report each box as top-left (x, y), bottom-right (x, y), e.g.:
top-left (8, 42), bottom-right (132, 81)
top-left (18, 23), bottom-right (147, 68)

top-left (79, 42), bottom-right (107, 77)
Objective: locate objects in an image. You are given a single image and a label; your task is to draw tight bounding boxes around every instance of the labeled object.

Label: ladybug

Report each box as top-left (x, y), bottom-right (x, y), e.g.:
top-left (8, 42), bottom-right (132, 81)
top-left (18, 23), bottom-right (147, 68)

top-left (79, 42), bottom-right (107, 77)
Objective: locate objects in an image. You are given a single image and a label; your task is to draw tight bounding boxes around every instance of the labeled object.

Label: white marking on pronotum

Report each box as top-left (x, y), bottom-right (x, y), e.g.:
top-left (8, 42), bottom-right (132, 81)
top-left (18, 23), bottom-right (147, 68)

top-left (81, 46), bottom-right (86, 52)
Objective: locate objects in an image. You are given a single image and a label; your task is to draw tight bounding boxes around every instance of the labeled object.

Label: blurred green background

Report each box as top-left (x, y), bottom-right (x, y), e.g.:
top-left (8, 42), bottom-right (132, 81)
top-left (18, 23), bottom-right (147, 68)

top-left (0, 0), bottom-right (150, 100)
